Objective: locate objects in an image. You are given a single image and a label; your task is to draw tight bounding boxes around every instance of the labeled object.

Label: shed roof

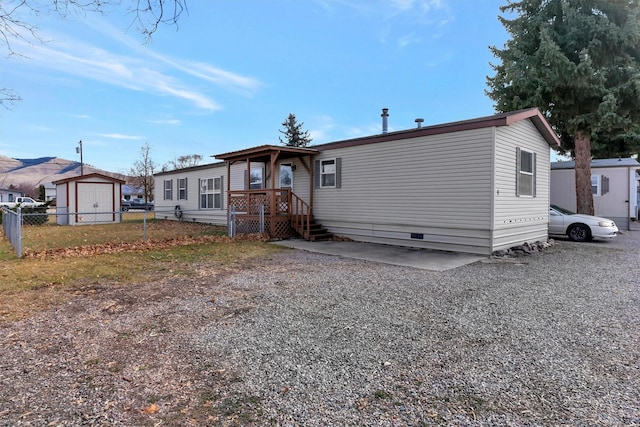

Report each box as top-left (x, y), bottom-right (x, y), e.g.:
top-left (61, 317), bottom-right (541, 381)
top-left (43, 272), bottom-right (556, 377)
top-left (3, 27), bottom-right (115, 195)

top-left (551, 158), bottom-right (640, 170)
top-left (52, 172), bottom-right (125, 185)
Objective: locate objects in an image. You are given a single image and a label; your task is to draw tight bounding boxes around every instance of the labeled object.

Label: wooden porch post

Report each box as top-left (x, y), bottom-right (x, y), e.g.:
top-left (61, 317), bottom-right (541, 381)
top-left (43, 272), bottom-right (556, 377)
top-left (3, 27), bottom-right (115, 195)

top-left (308, 154), bottom-right (313, 212)
top-left (226, 161), bottom-right (231, 218)
top-left (245, 158), bottom-right (251, 213)
top-left (270, 153), bottom-right (277, 236)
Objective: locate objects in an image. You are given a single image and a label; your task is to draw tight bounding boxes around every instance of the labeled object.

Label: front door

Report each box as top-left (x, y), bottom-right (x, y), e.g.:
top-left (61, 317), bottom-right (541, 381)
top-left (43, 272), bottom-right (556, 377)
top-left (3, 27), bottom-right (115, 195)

top-left (280, 163), bottom-right (293, 190)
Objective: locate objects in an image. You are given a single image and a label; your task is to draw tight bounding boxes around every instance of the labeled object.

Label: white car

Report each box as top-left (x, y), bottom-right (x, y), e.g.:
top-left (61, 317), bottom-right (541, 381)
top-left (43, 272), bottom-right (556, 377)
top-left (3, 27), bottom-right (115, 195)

top-left (549, 205), bottom-right (618, 242)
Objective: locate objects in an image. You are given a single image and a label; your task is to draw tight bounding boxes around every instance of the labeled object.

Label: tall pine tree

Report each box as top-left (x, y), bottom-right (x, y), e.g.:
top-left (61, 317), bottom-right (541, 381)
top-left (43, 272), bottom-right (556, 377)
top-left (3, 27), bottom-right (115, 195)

top-left (487, 0), bottom-right (640, 215)
top-left (279, 113), bottom-right (312, 147)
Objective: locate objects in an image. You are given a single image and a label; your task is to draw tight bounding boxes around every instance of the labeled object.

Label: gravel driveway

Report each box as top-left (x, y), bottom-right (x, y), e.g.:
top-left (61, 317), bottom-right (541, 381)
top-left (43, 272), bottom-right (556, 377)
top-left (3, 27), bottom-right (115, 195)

top-left (1, 228), bottom-right (639, 426)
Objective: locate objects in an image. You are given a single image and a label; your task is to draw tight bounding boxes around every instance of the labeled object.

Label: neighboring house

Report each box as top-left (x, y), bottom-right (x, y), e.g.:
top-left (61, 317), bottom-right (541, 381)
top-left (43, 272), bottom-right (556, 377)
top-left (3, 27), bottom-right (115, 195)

top-left (53, 173), bottom-right (125, 225)
top-left (122, 184), bottom-right (145, 201)
top-left (551, 158), bottom-right (640, 230)
top-left (42, 182), bottom-right (56, 202)
top-left (0, 189), bottom-right (23, 203)
top-left (155, 108), bottom-right (559, 255)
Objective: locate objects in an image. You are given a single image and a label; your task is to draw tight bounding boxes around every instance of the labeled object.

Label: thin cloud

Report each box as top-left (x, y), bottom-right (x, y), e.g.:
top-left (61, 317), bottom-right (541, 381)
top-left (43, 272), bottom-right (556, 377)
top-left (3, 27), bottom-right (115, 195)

top-left (98, 133), bottom-right (145, 140)
top-left (336, 0), bottom-right (451, 48)
top-left (148, 119), bottom-right (181, 125)
top-left (92, 19), bottom-right (263, 96)
top-left (10, 26), bottom-right (252, 112)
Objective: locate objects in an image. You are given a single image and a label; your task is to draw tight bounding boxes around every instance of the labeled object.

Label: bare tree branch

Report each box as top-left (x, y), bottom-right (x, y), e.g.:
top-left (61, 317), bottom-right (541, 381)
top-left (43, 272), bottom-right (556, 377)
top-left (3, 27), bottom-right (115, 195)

top-left (0, 88), bottom-right (22, 110)
top-left (0, 0), bottom-right (188, 108)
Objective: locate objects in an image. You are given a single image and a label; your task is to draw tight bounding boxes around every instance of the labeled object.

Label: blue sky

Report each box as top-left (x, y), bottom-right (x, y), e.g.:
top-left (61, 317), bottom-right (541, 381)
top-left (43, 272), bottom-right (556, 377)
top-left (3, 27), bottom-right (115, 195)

top-left (1, 0), bottom-right (523, 173)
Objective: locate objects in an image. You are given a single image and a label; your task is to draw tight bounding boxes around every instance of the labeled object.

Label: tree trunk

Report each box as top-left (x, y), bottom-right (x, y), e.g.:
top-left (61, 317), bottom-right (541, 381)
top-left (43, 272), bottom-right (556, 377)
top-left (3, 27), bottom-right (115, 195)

top-left (574, 130), bottom-right (594, 215)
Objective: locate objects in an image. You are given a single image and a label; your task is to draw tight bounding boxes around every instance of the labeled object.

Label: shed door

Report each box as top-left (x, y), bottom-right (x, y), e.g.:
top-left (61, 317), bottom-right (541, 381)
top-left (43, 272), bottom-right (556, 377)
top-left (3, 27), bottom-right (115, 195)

top-left (77, 183), bottom-right (114, 223)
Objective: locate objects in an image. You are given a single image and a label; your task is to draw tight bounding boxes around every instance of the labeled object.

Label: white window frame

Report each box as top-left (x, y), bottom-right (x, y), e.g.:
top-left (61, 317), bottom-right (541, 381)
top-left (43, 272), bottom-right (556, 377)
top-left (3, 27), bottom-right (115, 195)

top-left (163, 179), bottom-right (173, 200)
top-left (320, 158), bottom-right (337, 188)
top-left (591, 174), bottom-right (609, 196)
top-left (178, 178), bottom-right (188, 200)
top-left (591, 174), bottom-right (601, 196)
top-left (517, 149), bottom-right (535, 197)
top-left (200, 177), bottom-right (222, 209)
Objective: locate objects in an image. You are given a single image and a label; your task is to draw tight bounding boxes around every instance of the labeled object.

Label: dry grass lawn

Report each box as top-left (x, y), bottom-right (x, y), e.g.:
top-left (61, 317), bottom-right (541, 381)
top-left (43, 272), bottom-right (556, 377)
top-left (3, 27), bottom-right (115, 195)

top-left (0, 216), bottom-right (283, 322)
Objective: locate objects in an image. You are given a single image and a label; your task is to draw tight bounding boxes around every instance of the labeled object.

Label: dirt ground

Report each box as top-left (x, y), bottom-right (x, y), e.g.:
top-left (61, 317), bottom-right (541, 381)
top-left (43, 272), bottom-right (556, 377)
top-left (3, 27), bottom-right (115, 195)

top-left (1, 229), bottom-right (639, 426)
top-left (0, 259), bottom-right (272, 426)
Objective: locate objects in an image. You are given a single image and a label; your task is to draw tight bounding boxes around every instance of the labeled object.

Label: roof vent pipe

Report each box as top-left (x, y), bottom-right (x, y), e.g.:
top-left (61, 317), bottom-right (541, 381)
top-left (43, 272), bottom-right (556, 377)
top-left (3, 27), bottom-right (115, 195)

top-left (381, 108), bottom-right (389, 134)
top-left (415, 118), bottom-right (424, 128)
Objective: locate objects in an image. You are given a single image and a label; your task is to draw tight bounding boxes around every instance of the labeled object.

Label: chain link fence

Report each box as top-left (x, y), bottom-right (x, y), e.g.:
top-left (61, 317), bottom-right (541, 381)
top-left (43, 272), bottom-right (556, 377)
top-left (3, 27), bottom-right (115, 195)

top-left (2, 207), bottom-right (155, 258)
top-left (1, 207), bottom-right (22, 257)
top-left (1, 207), bottom-right (230, 258)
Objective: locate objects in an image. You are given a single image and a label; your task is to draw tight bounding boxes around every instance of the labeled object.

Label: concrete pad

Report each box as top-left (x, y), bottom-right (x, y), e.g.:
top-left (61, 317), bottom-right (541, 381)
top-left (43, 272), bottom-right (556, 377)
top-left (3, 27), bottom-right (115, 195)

top-left (271, 239), bottom-right (486, 271)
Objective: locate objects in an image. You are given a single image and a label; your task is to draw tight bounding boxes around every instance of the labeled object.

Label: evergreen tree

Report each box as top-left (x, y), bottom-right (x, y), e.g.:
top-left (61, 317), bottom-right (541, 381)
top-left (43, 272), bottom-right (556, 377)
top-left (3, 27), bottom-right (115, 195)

top-left (279, 113), bottom-right (312, 147)
top-left (487, 0), bottom-right (640, 215)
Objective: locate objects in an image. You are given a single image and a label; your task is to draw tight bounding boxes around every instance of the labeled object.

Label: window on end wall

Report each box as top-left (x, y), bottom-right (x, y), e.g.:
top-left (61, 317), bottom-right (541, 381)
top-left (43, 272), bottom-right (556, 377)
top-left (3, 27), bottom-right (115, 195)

top-left (314, 158), bottom-right (342, 189)
top-left (516, 148), bottom-right (536, 197)
top-left (178, 178), bottom-right (188, 200)
top-left (592, 174), bottom-right (609, 196)
top-left (164, 179), bottom-right (173, 200)
top-left (200, 177), bottom-right (223, 209)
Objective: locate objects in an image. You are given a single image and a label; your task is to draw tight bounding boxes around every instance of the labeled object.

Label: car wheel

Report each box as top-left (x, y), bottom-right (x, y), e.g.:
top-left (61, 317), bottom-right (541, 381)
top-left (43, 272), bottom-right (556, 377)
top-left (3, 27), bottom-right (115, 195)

top-left (567, 224), bottom-right (591, 242)
top-left (122, 207), bottom-right (129, 212)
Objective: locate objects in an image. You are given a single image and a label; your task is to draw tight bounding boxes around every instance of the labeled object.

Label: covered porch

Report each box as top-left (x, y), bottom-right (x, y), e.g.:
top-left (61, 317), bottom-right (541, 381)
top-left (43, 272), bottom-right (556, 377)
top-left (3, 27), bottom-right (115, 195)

top-left (215, 145), bottom-right (331, 240)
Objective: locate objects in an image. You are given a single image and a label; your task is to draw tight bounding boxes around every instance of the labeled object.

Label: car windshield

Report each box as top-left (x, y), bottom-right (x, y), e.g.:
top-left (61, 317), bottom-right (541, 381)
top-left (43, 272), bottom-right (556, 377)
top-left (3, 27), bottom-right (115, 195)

top-left (551, 205), bottom-right (576, 215)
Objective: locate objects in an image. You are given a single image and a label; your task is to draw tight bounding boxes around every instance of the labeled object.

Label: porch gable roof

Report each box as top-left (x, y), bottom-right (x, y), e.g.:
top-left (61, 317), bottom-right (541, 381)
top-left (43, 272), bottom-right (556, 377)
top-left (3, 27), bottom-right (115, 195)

top-left (215, 145), bottom-right (318, 163)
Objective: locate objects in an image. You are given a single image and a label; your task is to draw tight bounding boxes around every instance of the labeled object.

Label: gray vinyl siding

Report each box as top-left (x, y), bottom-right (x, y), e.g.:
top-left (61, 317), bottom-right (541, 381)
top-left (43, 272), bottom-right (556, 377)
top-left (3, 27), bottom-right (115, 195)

top-left (551, 165), bottom-right (639, 228)
top-left (153, 164), bottom-right (227, 225)
top-left (492, 119), bottom-right (550, 250)
top-left (229, 162), bottom-right (265, 190)
top-left (276, 159), bottom-right (311, 202)
top-left (313, 128), bottom-right (496, 254)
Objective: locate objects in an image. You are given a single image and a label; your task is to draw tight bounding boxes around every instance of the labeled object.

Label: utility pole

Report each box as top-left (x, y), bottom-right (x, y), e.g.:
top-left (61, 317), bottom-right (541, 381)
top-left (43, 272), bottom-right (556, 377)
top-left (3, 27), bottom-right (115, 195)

top-left (76, 140), bottom-right (84, 175)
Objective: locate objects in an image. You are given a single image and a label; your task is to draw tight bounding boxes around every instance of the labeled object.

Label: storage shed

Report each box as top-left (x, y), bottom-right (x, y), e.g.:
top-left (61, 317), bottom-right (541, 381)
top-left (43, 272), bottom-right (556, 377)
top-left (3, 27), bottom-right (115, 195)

top-left (551, 158), bottom-right (640, 230)
top-left (53, 173), bottom-right (125, 225)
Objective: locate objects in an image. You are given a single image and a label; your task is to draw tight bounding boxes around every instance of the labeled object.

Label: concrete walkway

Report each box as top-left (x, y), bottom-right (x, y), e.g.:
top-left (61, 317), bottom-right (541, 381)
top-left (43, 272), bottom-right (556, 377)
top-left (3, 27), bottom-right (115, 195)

top-left (271, 239), bottom-right (486, 271)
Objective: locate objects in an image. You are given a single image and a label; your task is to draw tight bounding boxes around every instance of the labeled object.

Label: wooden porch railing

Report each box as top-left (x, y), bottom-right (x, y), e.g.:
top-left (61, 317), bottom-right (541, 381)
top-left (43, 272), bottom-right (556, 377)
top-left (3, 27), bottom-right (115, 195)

top-left (227, 189), bottom-right (315, 239)
top-left (290, 191), bottom-right (312, 240)
top-left (227, 189), bottom-right (290, 216)
top-left (227, 189), bottom-right (292, 238)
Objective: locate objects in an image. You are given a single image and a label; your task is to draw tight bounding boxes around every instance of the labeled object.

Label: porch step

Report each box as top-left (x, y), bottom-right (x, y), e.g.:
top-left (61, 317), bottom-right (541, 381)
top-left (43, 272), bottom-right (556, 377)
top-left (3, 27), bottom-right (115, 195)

top-left (293, 216), bottom-right (333, 241)
top-left (309, 232), bottom-right (333, 242)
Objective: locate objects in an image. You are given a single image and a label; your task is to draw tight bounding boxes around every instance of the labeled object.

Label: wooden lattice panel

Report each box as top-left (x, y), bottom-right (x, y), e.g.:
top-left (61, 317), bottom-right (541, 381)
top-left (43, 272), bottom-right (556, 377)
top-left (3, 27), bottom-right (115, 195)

top-left (236, 217), bottom-right (262, 234)
top-left (230, 196), bottom-right (248, 212)
top-left (248, 194), bottom-right (268, 214)
top-left (267, 217), bottom-right (292, 238)
top-left (276, 195), bottom-right (289, 213)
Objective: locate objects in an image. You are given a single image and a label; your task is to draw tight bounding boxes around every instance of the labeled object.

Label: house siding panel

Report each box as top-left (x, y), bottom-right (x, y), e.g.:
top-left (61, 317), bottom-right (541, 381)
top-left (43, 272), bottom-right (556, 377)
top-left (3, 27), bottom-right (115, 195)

top-left (492, 119), bottom-right (550, 250)
top-left (154, 163), bottom-right (228, 225)
top-left (313, 128), bottom-right (495, 254)
top-left (551, 164), bottom-right (640, 227)
top-left (276, 159), bottom-right (311, 202)
top-left (596, 167), bottom-right (635, 223)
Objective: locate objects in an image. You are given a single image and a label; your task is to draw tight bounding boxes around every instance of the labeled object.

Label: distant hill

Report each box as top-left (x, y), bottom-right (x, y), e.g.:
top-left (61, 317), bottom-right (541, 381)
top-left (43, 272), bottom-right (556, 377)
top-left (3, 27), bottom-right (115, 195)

top-left (0, 155), bottom-right (125, 188)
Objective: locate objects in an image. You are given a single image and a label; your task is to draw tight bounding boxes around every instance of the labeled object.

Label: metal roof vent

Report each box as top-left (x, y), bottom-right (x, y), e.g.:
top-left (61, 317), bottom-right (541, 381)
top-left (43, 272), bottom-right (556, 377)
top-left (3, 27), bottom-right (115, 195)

top-left (415, 118), bottom-right (424, 128)
top-left (381, 108), bottom-right (389, 134)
